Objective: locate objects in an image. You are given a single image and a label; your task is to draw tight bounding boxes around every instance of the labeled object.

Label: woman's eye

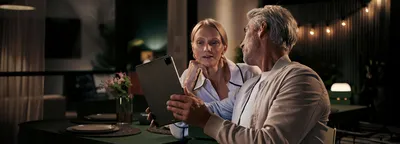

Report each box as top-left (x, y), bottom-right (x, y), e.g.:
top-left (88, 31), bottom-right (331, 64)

top-left (210, 41), bottom-right (220, 46)
top-left (197, 41), bottom-right (204, 45)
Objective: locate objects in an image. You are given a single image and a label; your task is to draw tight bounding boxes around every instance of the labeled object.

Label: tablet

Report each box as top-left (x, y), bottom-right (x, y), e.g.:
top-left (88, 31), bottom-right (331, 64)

top-left (135, 55), bottom-right (184, 127)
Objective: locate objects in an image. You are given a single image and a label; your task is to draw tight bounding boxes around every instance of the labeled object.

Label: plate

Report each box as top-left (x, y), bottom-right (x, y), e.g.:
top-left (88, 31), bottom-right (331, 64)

top-left (84, 113), bottom-right (116, 121)
top-left (66, 124), bottom-right (119, 134)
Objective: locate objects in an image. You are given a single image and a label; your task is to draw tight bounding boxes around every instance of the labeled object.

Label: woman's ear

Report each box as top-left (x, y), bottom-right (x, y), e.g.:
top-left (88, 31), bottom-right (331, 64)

top-left (191, 42), bottom-right (195, 49)
top-left (191, 42), bottom-right (197, 59)
top-left (223, 45), bottom-right (227, 53)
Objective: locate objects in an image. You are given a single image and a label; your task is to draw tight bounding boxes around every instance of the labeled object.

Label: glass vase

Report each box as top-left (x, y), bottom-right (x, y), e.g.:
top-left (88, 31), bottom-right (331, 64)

top-left (115, 94), bottom-right (133, 125)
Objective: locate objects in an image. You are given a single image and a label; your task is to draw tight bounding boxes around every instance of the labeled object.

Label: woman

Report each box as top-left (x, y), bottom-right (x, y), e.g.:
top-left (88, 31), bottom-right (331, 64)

top-left (169, 18), bottom-right (261, 139)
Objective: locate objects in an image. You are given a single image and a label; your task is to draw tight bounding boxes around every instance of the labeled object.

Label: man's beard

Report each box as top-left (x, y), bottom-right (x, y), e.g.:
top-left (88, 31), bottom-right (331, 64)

top-left (243, 38), bottom-right (261, 66)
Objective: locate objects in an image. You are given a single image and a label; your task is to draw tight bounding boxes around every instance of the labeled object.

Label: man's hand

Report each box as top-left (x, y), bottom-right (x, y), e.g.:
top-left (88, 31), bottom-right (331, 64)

top-left (145, 107), bottom-right (157, 128)
top-left (166, 88), bottom-right (211, 128)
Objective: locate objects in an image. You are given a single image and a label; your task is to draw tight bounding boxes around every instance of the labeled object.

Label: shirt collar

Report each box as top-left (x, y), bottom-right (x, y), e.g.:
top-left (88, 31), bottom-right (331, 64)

top-left (271, 54), bottom-right (291, 71)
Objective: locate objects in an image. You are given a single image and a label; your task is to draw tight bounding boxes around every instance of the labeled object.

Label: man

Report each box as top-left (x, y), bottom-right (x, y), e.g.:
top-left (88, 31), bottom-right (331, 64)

top-left (166, 5), bottom-right (331, 144)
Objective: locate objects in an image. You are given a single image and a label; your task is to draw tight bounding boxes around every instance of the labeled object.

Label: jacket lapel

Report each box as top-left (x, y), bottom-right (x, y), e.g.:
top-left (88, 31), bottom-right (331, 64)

top-left (232, 75), bottom-right (261, 123)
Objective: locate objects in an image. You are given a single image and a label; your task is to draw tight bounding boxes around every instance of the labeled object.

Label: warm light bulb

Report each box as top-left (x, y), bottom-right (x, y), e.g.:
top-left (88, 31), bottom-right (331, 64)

top-left (309, 30), bottom-right (314, 35)
top-left (0, 4), bottom-right (35, 10)
top-left (341, 21), bottom-right (346, 26)
top-left (326, 28), bottom-right (331, 33)
top-left (365, 8), bottom-right (369, 13)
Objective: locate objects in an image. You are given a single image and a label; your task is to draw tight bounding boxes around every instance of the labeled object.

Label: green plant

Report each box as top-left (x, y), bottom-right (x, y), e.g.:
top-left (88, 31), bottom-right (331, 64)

top-left (235, 46), bottom-right (244, 63)
top-left (99, 72), bottom-right (132, 97)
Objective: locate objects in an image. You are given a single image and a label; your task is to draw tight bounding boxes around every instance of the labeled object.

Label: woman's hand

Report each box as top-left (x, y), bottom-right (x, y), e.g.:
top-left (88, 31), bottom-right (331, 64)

top-left (184, 60), bottom-right (208, 93)
top-left (219, 56), bottom-right (231, 84)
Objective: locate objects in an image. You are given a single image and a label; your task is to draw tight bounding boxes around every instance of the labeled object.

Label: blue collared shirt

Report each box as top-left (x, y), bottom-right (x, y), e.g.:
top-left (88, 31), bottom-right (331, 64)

top-left (169, 59), bottom-right (261, 139)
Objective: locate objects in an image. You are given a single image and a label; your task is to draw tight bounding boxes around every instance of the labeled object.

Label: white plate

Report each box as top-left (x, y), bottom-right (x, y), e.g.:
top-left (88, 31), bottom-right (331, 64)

top-left (84, 113), bottom-right (116, 121)
top-left (66, 124), bottom-right (119, 133)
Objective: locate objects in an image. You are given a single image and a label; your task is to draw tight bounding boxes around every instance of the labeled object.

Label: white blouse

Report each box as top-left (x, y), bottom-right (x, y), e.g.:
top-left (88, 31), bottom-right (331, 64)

top-left (169, 59), bottom-right (261, 139)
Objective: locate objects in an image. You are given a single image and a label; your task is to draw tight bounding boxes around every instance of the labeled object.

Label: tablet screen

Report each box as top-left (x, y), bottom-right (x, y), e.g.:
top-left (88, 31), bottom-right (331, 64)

top-left (136, 55), bottom-right (184, 126)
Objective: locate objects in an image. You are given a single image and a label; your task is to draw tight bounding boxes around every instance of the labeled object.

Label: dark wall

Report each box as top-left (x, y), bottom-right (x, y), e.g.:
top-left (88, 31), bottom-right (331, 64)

top-left (187, 0), bottom-right (197, 62)
top-left (284, 0), bottom-right (390, 95)
top-left (283, 0), bottom-right (394, 125)
top-left (388, 0), bottom-right (399, 126)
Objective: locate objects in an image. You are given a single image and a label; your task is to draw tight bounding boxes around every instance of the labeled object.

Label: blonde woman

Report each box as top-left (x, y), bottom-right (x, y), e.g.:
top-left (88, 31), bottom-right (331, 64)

top-left (169, 18), bottom-right (261, 139)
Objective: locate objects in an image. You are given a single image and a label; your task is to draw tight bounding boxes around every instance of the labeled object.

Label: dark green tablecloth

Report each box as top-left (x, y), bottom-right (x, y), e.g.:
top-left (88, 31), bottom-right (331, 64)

top-left (18, 120), bottom-right (180, 144)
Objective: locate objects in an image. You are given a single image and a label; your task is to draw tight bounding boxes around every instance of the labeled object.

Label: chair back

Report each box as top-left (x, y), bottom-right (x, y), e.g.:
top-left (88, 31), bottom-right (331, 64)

top-left (324, 126), bottom-right (336, 144)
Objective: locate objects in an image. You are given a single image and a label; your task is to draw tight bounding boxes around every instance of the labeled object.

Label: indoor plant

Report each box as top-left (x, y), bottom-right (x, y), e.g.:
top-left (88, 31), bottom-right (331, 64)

top-left (100, 72), bottom-right (133, 125)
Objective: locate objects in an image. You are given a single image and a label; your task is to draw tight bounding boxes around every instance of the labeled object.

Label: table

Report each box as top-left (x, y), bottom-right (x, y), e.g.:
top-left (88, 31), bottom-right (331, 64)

top-left (329, 104), bottom-right (368, 127)
top-left (18, 120), bottom-right (180, 144)
top-left (18, 105), bottom-right (368, 144)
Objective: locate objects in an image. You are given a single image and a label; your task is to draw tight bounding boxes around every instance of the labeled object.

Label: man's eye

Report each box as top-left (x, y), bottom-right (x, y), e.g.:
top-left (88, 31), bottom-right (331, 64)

top-left (197, 41), bottom-right (204, 45)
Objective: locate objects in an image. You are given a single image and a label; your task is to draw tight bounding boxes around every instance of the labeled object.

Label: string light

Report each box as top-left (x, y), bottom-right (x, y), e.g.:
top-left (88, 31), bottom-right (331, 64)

top-left (326, 28), bottom-right (331, 33)
top-left (297, 0), bottom-right (374, 36)
top-left (309, 29), bottom-right (315, 35)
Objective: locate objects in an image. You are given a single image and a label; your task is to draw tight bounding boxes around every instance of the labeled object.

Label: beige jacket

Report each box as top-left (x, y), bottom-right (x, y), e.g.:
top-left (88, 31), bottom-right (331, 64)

top-left (204, 55), bottom-right (331, 144)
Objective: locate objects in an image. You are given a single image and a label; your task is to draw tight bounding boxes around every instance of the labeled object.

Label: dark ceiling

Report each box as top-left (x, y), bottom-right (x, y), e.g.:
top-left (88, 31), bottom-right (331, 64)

top-left (0, 0), bottom-right (13, 5)
top-left (261, 0), bottom-right (370, 5)
top-left (262, 0), bottom-right (335, 5)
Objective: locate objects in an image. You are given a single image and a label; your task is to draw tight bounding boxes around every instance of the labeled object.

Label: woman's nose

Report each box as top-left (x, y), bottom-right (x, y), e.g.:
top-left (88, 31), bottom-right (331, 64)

top-left (203, 44), bottom-right (211, 51)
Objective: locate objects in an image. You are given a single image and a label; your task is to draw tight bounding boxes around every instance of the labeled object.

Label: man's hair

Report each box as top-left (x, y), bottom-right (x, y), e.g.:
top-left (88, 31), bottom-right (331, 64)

top-left (190, 18), bottom-right (228, 47)
top-left (247, 5), bottom-right (298, 51)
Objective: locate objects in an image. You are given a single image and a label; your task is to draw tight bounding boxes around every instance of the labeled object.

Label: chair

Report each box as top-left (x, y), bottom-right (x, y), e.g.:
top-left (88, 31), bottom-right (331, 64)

top-left (325, 126), bottom-right (337, 144)
top-left (43, 94), bottom-right (66, 120)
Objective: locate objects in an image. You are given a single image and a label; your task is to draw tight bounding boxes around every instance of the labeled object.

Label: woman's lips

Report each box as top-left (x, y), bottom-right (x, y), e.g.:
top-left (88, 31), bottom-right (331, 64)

top-left (202, 55), bottom-right (213, 59)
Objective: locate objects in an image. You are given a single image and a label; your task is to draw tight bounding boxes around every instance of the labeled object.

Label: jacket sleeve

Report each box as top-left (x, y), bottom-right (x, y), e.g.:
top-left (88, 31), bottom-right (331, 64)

top-left (203, 68), bottom-right (329, 144)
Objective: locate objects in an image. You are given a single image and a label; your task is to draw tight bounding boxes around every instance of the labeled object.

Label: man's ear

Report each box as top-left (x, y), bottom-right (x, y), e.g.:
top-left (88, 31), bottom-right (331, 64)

top-left (257, 22), bottom-right (267, 38)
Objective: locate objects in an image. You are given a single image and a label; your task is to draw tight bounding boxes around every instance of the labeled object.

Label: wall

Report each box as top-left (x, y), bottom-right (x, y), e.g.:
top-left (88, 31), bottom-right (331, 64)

top-left (0, 0), bottom-right (46, 143)
top-left (197, 0), bottom-right (259, 62)
top-left (167, 0), bottom-right (187, 74)
top-left (44, 0), bottom-right (115, 94)
top-left (285, 0), bottom-right (390, 94)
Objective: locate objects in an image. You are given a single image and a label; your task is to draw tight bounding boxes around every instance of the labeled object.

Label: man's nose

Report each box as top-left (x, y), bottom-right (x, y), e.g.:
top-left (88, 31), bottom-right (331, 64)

top-left (240, 41), bottom-right (244, 49)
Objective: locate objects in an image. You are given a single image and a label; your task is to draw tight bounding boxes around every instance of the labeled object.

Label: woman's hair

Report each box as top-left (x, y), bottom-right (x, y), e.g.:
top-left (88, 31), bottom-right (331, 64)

top-left (190, 18), bottom-right (228, 47)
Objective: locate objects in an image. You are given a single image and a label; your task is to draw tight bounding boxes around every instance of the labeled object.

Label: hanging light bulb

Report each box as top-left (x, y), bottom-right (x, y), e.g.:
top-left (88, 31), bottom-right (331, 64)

top-left (326, 28), bottom-right (331, 33)
top-left (0, 0), bottom-right (35, 11)
top-left (325, 22), bottom-right (332, 34)
top-left (309, 29), bottom-right (315, 35)
top-left (0, 4), bottom-right (35, 10)
top-left (309, 24), bottom-right (316, 36)
top-left (340, 17), bottom-right (346, 27)
top-left (365, 7), bottom-right (369, 13)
